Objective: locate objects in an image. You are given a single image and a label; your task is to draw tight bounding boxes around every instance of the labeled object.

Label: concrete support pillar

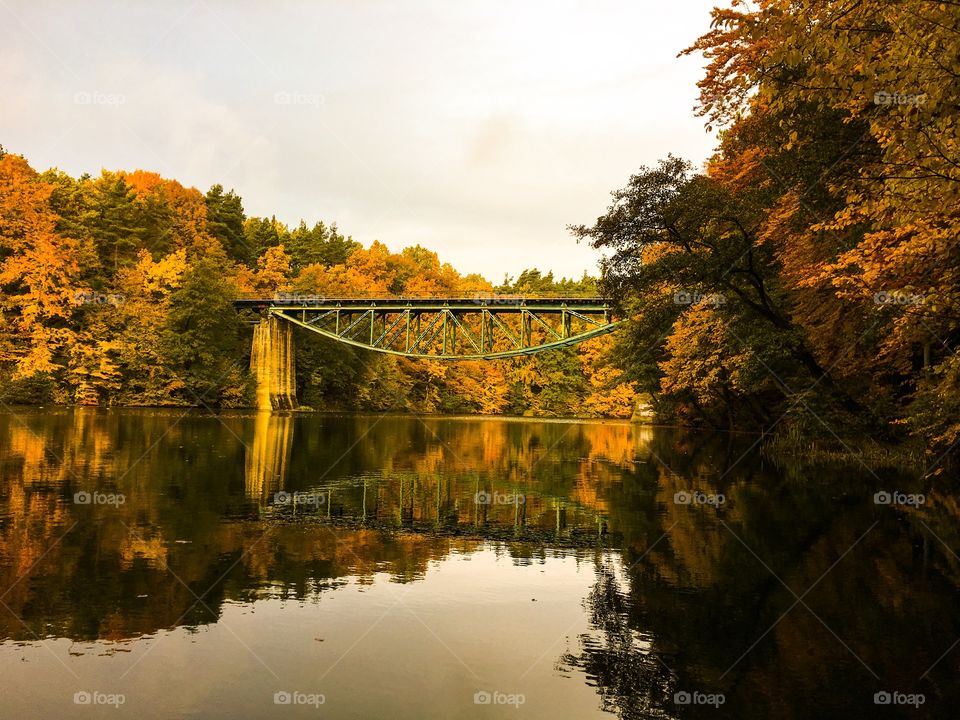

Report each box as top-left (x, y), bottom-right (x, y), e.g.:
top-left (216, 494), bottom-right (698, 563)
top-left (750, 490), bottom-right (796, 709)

top-left (251, 315), bottom-right (298, 411)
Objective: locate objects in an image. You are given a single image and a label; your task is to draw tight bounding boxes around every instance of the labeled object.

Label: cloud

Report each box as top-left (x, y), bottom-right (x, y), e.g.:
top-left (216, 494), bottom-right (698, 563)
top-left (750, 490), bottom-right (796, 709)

top-left (0, 0), bottom-right (719, 279)
top-left (467, 114), bottom-right (518, 169)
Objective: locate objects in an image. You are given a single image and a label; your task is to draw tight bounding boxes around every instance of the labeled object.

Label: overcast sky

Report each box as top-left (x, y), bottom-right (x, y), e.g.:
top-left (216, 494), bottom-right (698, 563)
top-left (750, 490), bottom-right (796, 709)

top-left (2, 0), bottom-right (721, 281)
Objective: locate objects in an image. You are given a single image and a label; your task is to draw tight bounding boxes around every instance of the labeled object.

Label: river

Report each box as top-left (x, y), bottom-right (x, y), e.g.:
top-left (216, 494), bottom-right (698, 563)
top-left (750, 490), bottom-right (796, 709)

top-left (0, 409), bottom-right (953, 718)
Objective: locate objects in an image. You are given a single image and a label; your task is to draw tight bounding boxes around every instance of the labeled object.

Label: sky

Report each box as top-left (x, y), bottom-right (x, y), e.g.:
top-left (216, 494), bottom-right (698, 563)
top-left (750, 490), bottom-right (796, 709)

top-left (1, 0), bottom-right (722, 282)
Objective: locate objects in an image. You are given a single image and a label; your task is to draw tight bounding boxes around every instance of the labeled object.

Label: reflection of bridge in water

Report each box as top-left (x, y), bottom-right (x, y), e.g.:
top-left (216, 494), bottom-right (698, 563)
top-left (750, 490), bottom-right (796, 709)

top-left (243, 412), bottom-right (625, 544)
top-left (235, 297), bottom-right (621, 410)
top-left (0, 408), bottom-right (650, 645)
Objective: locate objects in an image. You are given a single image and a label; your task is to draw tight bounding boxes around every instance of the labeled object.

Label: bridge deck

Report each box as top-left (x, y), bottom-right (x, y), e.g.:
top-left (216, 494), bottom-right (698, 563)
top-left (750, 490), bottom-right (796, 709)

top-left (234, 296), bottom-right (609, 310)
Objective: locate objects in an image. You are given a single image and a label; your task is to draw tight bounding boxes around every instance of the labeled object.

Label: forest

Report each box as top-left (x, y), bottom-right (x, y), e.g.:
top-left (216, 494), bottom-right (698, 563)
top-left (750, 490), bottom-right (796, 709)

top-left (0, 149), bottom-right (636, 418)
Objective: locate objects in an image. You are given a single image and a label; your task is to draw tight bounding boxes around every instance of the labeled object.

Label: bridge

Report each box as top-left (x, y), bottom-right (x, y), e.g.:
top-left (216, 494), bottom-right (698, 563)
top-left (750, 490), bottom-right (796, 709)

top-left (234, 296), bottom-right (620, 410)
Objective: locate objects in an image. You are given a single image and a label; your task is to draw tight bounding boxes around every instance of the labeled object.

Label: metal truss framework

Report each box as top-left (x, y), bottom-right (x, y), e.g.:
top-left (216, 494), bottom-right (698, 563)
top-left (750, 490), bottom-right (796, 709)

top-left (235, 297), bottom-right (620, 359)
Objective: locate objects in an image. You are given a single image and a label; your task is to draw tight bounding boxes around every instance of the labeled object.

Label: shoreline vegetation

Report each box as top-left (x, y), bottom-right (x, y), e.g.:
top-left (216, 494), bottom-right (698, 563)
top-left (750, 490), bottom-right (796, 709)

top-left (0, 401), bottom-right (930, 476)
top-left (762, 427), bottom-right (930, 478)
top-left (1, 404), bottom-right (641, 424)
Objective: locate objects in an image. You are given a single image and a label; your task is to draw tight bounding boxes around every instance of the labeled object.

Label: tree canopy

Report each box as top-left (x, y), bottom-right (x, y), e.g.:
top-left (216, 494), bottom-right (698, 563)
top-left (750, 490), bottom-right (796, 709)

top-left (572, 0), bottom-right (959, 460)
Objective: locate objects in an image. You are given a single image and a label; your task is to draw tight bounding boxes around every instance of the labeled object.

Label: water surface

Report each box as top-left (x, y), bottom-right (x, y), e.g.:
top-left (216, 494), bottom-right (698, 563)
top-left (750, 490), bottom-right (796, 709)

top-left (0, 409), bottom-right (955, 718)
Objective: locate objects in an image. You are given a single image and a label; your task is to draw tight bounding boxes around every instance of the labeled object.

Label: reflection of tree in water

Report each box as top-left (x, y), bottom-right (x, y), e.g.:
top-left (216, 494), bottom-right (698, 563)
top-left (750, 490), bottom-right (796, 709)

top-left (0, 412), bottom-right (647, 643)
top-left (559, 561), bottom-right (676, 719)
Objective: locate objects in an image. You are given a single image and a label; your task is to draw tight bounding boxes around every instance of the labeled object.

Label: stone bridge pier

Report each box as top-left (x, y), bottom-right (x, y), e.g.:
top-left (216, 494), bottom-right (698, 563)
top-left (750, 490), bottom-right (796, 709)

top-left (250, 315), bottom-right (298, 411)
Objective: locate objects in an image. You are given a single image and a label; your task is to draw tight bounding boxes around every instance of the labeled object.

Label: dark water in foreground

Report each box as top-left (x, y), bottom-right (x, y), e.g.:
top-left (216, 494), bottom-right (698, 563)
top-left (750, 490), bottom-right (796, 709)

top-left (0, 409), bottom-right (955, 719)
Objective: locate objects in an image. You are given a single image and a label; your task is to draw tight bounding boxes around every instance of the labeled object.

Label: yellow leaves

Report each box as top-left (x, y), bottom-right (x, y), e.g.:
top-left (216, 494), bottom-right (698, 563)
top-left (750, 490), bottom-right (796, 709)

top-left (581, 369), bottom-right (636, 418)
top-left (456, 273), bottom-right (495, 297)
top-left (120, 170), bottom-right (164, 197)
top-left (403, 275), bottom-right (443, 297)
top-left (13, 326), bottom-right (73, 379)
top-left (254, 245), bottom-right (292, 292)
top-left (114, 169), bottom-right (219, 255)
top-left (68, 336), bottom-right (125, 404)
top-left (576, 335), bottom-right (606, 367)
top-left (342, 266), bottom-right (389, 296)
top-left (575, 335), bottom-right (637, 417)
top-left (137, 248), bottom-right (187, 294)
top-left (641, 242), bottom-right (683, 265)
top-left (291, 263), bottom-right (333, 294)
top-left (420, 359), bottom-right (448, 383)
top-left (758, 190), bottom-right (801, 250)
top-left (708, 144), bottom-right (767, 190)
top-left (347, 241), bottom-right (391, 286)
top-left (511, 357), bottom-right (543, 388)
top-left (458, 361), bottom-right (510, 415)
top-left (0, 155), bottom-right (84, 376)
top-left (659, 303), bottom-right (746, 403)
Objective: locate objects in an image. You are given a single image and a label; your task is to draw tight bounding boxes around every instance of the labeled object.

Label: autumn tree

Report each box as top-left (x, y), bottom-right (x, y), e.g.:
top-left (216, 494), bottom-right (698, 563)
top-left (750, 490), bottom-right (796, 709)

top-left (0, 153), bottom-right (84, 398)
top-left (204, 184), bottom-right (247, 262)
top-left (160, 255), bottom-right (248, 406)
top-left (286, 220), bottom-right (359, 271)
top-left (243, 216), bottom-right (288, 260)
top-left (679, 0), bottom-right (959, 451)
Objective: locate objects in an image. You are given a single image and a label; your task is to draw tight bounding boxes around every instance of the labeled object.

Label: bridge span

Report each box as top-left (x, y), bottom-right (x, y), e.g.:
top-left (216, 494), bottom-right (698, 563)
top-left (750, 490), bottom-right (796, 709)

top-left (234, 296), bottom-right (621, 410)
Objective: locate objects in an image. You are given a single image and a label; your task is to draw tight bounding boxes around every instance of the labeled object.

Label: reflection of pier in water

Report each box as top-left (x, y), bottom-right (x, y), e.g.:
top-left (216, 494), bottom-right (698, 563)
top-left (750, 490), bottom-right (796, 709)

top-left (244, 411), bottom-right (293, 501)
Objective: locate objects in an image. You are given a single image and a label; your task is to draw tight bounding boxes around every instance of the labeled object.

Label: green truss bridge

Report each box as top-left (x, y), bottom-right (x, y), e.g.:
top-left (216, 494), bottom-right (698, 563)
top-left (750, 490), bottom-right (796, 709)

top-left (234, 296), bottom-right (621, 410)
